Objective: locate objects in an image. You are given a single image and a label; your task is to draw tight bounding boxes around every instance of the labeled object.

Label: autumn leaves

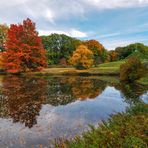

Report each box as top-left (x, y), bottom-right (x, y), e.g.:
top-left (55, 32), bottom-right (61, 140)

top-left (0, 18), bottom-right (119, 73)
top-left (70, 45), bottom-right (94, 69)
top-left (2, 18), bottom-right (47, 73)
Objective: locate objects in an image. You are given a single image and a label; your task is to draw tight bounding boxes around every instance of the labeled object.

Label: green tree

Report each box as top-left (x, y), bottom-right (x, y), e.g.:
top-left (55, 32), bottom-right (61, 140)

top-left (115, 43), bottom-right (148, 60)
top-left (41, 34), bottom-right (82, 65)
top-left (0, 24), bottom-right (9, 52)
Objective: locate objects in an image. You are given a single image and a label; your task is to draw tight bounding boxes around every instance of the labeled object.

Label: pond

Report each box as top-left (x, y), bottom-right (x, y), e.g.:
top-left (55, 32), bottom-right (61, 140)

top-left (0, 75), bottom-right (147, 147)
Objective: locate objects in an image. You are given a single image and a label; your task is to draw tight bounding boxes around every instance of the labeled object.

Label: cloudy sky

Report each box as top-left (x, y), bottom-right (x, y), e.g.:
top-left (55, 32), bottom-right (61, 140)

top-left (1, 0), bottom-right (148, 49)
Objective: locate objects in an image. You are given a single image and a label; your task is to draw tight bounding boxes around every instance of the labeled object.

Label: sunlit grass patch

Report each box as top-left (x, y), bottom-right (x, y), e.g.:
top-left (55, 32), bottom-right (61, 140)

top-left (137, 74), bottom-right (148, 86)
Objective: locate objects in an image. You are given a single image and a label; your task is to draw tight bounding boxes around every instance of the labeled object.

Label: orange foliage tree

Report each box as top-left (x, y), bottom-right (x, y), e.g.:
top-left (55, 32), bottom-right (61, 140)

top-left (2, 18), bottom-right (47, 73)
top-left (84, 40), bottom-right (106, 64)
top-left (108, 50), bottom-right (118, 62)
top-left (70, 45), bottom-right (93, 69)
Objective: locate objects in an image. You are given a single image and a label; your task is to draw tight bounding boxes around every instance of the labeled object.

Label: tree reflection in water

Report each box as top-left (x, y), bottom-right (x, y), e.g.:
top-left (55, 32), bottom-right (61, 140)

top-left (45, 77), bottom-right (75, 106)
top-left (2, 76), bottom-right (47, 128)
top-left (45, 77), bottom-right (107, 104)
top-left (114, 83), bottom-right (147, 105)
top-left (65, 77), bottom-right (106, 100)
top-left (0, 75), bottom-right (146, 128)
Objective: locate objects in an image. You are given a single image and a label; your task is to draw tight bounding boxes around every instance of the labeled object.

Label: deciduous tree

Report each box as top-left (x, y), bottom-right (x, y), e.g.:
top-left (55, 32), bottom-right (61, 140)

top-left (41, 34), bottom-right (82, 65)
top-left (70, 45), bottom-right (93, 69)
top-left (84, 40), bottom-right (107, 64)
top-left (0, 24), bottom-right (9, 52)
top-left (108, 50), bottom-right (118, 61)
top-left (3, 18), bottom-right (47, 73)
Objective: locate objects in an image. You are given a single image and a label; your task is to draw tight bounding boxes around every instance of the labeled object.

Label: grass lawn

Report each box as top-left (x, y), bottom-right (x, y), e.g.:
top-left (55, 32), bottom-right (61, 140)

top-left (27, 60), bottom-right (148, 86)
top-left (32, 61), bottom-right (125, 76)
top-left (136, 74), bottom-right (148, 86)
top-left (97, 60), bottom-right (125, 68)
top-left (2, 59), bottom-right (148, 85)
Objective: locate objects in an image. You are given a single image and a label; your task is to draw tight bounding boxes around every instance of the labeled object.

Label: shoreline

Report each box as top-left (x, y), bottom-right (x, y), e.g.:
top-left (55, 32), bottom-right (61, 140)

top-left (0, 67), bottom-right (148, 86)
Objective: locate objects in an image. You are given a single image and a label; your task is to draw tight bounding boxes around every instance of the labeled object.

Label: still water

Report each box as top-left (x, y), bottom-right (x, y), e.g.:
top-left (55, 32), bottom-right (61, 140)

top-left (0, 75), bottom-right (147, 147)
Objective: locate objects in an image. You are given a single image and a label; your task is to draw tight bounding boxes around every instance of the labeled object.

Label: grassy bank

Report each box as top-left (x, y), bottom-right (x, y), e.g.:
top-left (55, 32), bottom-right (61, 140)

top-left (56, 103), bottom-right (148, 148)
top-left (1, 60), bottom-right (148, 85)
top-left (136, 74), bottom-right (148, 86)
top-left (32, 61), bottom-right (125, 76)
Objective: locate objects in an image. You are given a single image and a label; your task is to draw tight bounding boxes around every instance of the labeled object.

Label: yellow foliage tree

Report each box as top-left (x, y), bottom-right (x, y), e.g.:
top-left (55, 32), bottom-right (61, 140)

top-left (70, 45), bottom-right (93, 69)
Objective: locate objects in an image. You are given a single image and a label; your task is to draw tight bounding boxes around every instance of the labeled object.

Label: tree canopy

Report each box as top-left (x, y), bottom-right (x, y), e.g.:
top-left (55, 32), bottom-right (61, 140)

top-left (3, 18), bottom-right (47, 73)
top-left (84, 40), bottom-right (108, 64)
top-left (115, 43), bottom-right (148, 60)
top-left (70, 45), bottom-right (93, 69)
top-left (41, 34), bottom-right (82, 65)
top-left (0, 24), bottom-right (9, 52)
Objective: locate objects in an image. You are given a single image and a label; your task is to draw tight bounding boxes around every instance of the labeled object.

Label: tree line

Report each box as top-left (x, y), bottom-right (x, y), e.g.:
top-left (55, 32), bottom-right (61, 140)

top-left (0, 18), bottom-right (148, 73)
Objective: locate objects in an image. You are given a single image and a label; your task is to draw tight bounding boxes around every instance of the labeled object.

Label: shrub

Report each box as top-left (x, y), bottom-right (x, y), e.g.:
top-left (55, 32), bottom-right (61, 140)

top-left (120, 57), bottom-right (144, 82)
top-left (69, 45), bottom-right (93, 69)
top-left (56, 103), bottom-right (148, 148)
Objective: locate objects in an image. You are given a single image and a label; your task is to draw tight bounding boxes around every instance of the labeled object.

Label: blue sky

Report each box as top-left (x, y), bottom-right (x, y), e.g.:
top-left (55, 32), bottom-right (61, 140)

top-left (0, 0), bottom-right (148, 49)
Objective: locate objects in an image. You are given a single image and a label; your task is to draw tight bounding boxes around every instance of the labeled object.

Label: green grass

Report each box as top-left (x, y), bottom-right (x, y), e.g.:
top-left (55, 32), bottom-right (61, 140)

top-left (56, 103), bottom-right (148, 148)
top-left (31, 67), bottom-right (119, 76)
top-left (137, 74), bottom-right (148, 86)
top-left (98, 60), bottom-right (125, 68)
top-left (26, 60), bottom-right (148, 86)
top-left (2, 59), bottom-right (147, 85)
top-left (31, 61), bottom-right (125, 76)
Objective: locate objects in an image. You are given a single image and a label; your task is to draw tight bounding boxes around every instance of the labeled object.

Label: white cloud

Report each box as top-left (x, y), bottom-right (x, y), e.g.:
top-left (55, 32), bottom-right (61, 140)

top-left (38, 29), bottom-right (88, 38)
top-left (0, 0), bottom-right (28, 7)
top-left (1, 0), bottom-right (148, 23)
top-left (69, 29), bottom-right (88, 38)
top-left (0, 0), bottom-right (148, 49)
top-left (83, 0), bottom-right (148, 9)
top-left (39, 30), bottom-right (68, 36)
top-left (101, 37), bottom-right (148, 50)
top-left (99, 32), bottom-right (121, 39)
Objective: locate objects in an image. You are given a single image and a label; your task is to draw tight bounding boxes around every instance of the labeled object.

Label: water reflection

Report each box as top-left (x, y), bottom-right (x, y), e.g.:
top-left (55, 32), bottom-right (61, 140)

top-left (0, 76), bottom-right (147, 128)
top-left (1, 76), bottom-right (47, 128)
top-left (115, 83), bottom-right (147, 105)
top-left (0, 75), bottom-right (147, 147)
top-left (65, 77), bottom-right (106, 100)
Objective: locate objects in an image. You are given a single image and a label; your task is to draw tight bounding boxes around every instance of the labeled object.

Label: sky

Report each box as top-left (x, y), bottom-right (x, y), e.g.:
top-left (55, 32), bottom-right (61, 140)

top-left (0, 0), bottom-right (148, 50)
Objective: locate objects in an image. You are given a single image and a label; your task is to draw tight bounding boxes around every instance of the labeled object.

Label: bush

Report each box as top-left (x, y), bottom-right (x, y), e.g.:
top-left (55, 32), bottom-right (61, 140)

top-left (56, 103), bottom-right (148, 148)
top-left (120, 57), bottom-right (144, 82)
top-left (69, 45), bottom-right (93, 69)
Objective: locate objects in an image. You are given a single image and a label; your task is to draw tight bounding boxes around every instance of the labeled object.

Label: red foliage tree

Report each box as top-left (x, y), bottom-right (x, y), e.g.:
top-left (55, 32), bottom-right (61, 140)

top-left (3, 18), bottom-right (47, 73)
